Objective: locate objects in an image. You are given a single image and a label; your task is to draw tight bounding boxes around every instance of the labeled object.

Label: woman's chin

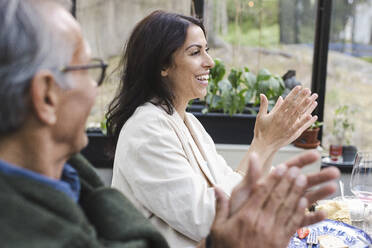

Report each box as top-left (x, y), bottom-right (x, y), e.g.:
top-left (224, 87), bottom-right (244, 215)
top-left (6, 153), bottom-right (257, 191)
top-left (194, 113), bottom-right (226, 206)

top-left (196, 91), bottom-right (207, 99)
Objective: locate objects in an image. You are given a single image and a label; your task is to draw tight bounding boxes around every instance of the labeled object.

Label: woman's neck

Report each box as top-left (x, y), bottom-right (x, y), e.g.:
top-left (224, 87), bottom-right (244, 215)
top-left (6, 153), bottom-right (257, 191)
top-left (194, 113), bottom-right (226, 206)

top-left (173, 98), bottom-right (188, 121)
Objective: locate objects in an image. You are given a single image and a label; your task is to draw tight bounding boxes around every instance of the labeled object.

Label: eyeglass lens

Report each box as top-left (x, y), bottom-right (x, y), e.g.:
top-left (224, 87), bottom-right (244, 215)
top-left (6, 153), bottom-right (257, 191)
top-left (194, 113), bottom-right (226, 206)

top-left (88, 66), bottom-right (104, 86)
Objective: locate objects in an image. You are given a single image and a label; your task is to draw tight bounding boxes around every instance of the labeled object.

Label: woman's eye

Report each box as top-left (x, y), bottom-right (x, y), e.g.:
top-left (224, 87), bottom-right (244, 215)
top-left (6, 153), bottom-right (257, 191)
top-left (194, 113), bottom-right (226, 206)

top-left (191, 50), bottom-right (200, 56)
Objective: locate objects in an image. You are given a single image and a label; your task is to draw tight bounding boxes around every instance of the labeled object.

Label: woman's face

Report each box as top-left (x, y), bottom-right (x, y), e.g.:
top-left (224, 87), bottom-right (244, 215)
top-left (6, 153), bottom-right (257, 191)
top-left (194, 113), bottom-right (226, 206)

top-left (161, 24), bottom-right (215, 105)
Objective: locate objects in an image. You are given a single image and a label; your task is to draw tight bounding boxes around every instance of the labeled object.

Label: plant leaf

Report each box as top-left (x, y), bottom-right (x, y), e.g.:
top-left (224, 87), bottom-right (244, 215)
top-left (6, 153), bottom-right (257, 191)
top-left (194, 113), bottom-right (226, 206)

top-left (228, 68), bottom-right (242, 89)
top-left (218, 79), bottom-right (232, 93)
top-left (242, 71), bottom-right (256, 89)
top-left (210, 58), bottom-right (226, 83)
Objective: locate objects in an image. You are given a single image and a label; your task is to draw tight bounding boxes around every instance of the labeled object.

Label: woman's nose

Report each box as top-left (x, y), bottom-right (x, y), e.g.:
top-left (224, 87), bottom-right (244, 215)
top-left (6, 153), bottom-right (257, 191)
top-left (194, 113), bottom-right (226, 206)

top-left (203, 52), bottom-right (215, 68)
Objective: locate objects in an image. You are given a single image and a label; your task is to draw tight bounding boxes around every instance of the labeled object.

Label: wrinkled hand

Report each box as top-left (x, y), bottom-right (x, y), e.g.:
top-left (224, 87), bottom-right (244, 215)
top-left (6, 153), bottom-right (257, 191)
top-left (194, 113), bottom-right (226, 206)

top-left (254, 86), bottom-right (318, 150)
top-left (208, 153), bottom-right (309, 248)
top-left (229, 151), bottom-right (340, 226)
top-left (285, 151), bottom-right (340, 226)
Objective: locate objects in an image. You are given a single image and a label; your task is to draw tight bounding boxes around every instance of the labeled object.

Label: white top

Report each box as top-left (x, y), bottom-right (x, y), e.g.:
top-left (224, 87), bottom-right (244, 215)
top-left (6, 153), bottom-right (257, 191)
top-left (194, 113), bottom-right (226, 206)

top-left (111, 102), bottom-right (242, 247)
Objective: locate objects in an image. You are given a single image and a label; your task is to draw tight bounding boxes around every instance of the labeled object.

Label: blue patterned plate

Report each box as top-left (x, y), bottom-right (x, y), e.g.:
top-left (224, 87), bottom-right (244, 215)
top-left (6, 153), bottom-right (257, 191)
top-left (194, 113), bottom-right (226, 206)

top-left (288, 219), bottom-right (372, 248)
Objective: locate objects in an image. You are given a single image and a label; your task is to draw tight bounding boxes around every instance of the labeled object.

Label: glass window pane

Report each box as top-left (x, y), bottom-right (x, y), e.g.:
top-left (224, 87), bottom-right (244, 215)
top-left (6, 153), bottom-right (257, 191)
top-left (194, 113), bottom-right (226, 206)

top-left (208, 0), bottom-right (315, 101)
top-left (323, 0), bottom-right (372, 151)
top-left (76, 0), bottom-right (192, 127)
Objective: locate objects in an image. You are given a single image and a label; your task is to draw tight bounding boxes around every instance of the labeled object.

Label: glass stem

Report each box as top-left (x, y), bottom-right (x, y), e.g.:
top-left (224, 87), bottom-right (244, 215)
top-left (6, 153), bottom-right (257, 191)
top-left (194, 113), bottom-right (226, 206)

top-left (363, 203), bottom-right (368, 234)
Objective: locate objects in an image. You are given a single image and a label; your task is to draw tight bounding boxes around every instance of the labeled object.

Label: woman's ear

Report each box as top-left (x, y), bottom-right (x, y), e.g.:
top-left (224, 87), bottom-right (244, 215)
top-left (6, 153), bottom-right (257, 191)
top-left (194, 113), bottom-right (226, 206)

top-left (29, 70), bottom-right (60, 125)
top-left (161, 68), bottom-right (169, 77)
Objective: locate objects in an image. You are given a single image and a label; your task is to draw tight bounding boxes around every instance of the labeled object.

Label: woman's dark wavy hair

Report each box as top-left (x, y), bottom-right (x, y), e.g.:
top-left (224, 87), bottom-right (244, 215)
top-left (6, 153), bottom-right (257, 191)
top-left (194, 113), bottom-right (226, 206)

top-left (106, 10), bottom-right (205, 155)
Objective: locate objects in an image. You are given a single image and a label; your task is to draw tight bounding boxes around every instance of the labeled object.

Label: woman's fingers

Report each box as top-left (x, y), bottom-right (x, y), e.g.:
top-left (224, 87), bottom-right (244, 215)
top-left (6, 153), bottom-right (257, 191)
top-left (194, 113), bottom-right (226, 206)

top-left (270, 87), bottom-right (316, 140)
top-left (300, 94), bottom-right (318, 115)
top-left (272, 95), bottom-right (283, 111)
top-left (293, 114), bottom-right (317, 136)
top-left (306, 101), bottom-right (318, 116)
top-left (294, 97), bottom-right (318, 132)
top-left (278, 88), bottom-right (317, 125)
top-left (258, 94), bottom-right (269, 116)
top-left (286, 88), bottom-right (311, 117)
top-left (278, 86), bottom-right (302, 112)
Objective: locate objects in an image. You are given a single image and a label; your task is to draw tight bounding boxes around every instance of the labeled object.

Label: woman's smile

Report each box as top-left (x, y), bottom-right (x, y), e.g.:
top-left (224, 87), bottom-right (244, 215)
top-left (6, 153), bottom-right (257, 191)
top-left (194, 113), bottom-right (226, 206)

top-left (195, 73), bottom-right (209, 86)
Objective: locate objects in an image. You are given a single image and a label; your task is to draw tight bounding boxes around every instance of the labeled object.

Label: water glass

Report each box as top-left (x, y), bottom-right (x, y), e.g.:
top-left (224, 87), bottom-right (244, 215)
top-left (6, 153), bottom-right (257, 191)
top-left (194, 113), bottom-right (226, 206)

top-left (350, 152), bottom-right (372, 235)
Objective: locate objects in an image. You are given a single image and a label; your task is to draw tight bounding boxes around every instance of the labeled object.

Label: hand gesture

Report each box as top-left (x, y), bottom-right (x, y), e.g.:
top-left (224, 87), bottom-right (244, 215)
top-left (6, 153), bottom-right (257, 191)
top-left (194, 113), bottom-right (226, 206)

top-left (230, 151), bottom-right (339, 223)
top-left (253, 86), bottom-right (318, 151)
top-left (208, 153), bottom-right (310, 248)
top-left (204, 152), bottom-right (340, 248)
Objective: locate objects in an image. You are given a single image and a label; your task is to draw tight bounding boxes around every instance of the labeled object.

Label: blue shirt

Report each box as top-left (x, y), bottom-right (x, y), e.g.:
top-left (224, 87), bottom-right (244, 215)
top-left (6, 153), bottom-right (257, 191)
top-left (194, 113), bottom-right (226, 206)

top-left (0, 159), bottom-right (81, 202)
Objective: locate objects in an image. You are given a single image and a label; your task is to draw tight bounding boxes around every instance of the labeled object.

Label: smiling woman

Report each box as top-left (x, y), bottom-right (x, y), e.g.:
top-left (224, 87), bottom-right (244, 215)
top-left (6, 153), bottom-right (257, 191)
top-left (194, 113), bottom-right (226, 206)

top-left (106, 10), bottom-right (318, 248)
top-left (160, 24), bottom-right (214, 119)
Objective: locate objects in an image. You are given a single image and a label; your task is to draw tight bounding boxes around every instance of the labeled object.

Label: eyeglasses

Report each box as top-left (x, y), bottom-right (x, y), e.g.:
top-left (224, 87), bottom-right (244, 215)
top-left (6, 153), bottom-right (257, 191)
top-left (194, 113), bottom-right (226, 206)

top-left (60, 58), bottom-right (108, 87)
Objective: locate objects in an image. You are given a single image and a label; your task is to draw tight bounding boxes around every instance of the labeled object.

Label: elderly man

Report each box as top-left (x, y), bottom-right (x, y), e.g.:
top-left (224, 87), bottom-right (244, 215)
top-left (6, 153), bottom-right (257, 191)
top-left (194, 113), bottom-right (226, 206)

top-left (0, 0), bottom-right (339, 247)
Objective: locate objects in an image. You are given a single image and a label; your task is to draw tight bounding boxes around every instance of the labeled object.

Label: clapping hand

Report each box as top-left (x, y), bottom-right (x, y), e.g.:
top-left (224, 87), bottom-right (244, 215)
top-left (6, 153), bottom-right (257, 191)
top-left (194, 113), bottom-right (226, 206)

top-left (203, 151), bottom-right (339, 248)
top-left (253, 86), bottom-right (318, 151)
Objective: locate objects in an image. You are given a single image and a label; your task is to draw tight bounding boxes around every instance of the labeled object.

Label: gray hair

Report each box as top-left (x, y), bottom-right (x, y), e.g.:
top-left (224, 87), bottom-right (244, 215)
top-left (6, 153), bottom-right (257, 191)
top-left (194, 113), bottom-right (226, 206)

top-left (0, 0), bottom-right (75, 134)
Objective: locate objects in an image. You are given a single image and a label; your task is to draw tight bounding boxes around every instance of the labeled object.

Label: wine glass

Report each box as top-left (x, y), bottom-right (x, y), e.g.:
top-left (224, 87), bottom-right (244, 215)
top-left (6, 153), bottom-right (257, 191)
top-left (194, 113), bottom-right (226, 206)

top-left (350, 152), bottom-right (372, 235)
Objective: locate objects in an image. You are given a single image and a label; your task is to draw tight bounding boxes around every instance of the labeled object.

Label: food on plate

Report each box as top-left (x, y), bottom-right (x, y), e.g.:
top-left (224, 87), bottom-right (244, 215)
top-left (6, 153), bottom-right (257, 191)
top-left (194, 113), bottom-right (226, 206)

top-left (318, 235), bottom-right (348, 248)
top-left (316, 200), bottom-right (351, 224)
top-left (296, 227), bottom-right (310, 239)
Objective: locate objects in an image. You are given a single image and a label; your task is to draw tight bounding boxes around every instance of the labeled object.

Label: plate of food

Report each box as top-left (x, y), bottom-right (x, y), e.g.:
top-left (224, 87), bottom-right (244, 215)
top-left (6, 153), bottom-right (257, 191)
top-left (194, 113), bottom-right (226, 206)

top-left (288, 219), bottom-right (372, 248)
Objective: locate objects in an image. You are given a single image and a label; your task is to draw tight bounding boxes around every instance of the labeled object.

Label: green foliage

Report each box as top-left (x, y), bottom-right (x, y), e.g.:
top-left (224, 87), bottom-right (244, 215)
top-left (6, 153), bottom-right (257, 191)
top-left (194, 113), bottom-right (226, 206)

top-left (223, 0), bottom-right (281, 46)
top-left (310, 121), bottom-right (323, 130)
top-left (204, 59), bottom-right (284, 116)
top-left (205, 59), bottom-right (248, 115)
top-left (100, 118), bottom-right (107, 135)
top-left (226, 0), bottom-right (279, 31)
top-left (222, 24), bottom-right (279, 47)
top-left (254, 68), bottom-right (285, 105)
top-left (361, 57), bottom-right (372, 64)
top-left (278, 0), bottom-right (316, 44)
top-left (332, 105), bottom-right (356, 145)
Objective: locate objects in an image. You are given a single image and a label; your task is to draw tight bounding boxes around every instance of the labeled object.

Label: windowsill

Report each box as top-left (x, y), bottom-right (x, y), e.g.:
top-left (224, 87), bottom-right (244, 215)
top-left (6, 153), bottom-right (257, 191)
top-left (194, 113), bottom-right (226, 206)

top-left (216, 144), bottom-right (322, 174)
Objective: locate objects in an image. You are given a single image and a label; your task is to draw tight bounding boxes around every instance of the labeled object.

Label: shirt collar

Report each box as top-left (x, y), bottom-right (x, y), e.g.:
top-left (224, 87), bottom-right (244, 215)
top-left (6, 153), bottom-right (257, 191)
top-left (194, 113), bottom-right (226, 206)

top-left (0, 159), bottom-right (81, 202)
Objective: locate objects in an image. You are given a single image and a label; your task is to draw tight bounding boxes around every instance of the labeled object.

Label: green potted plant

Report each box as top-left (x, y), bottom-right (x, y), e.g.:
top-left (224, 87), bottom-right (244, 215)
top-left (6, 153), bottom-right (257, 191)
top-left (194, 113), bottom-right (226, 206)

top-left (202, 59), bottom-right (285, 115)
top-left (253, 68), bottom-right (285, 107)
top-left (329, 105), bottom-right (357, 162)
top-left (187, 58), bottom-right (286, 144)
top-left (293, 121), bottom-right (323, 149)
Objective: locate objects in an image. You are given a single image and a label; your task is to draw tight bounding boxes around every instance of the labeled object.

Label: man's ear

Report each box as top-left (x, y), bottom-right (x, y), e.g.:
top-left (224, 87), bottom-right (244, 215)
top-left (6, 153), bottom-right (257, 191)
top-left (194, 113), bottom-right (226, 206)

top-left (29, 70), bottom-right (61, 125)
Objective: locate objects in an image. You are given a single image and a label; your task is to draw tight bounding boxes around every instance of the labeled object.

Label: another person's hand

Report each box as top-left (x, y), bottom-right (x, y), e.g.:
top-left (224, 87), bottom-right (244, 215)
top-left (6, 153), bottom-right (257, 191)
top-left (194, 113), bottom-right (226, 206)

top-left (284, 151), bottom-right (340, 226)
top-left (230, 151), bottom-right (340, 225)
top-left (206, 153), bottom-right (310, 248)
top-left (253, 86), bottom-right (318, 152)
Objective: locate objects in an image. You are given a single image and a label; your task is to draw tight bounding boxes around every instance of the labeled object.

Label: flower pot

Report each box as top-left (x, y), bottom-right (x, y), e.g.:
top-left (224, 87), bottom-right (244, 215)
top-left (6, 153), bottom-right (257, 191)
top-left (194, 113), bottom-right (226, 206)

top-left (293, 128), bottom-right (320, 149)
top-left (81, 129), bottom-right (113, 168)
top-left (342, 145), bottom-right (357, 163)
top-left (187, 101), bottom-right (258, 145)
top-left (190, 111), bottom-right (257, 144)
